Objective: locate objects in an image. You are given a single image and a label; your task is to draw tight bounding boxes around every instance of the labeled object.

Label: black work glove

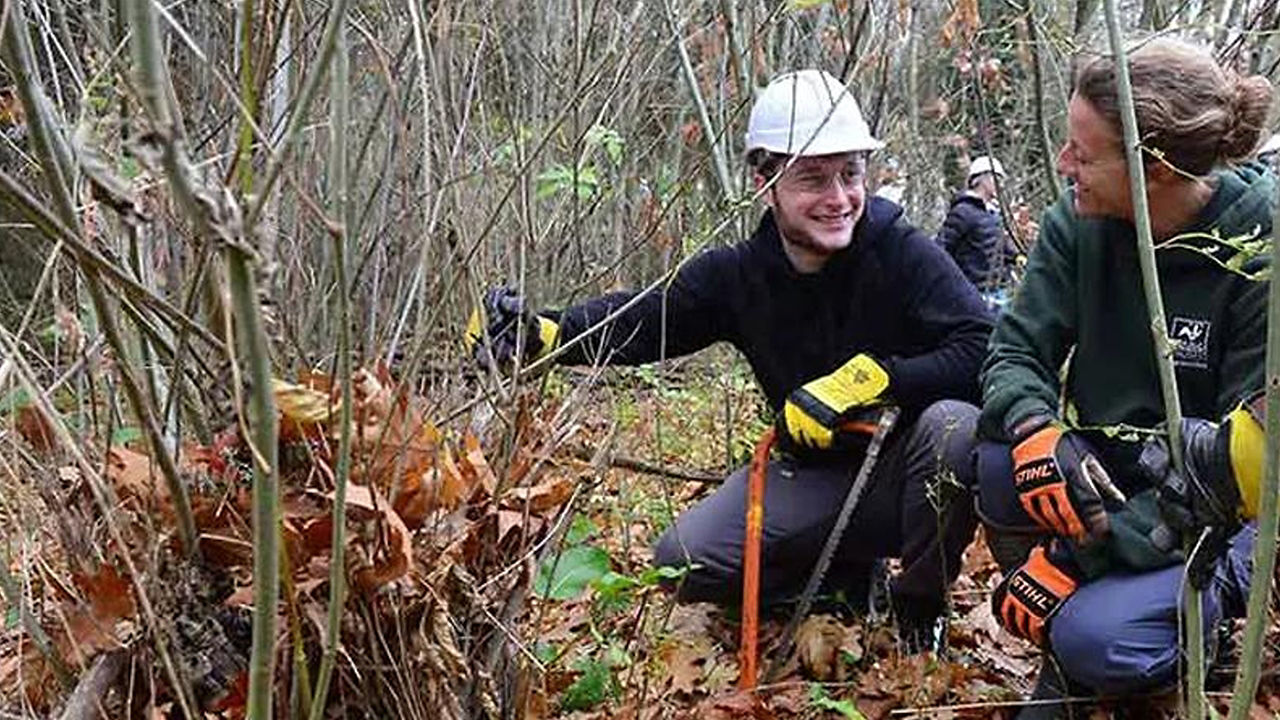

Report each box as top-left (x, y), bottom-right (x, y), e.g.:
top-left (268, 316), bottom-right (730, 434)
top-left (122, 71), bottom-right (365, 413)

top-left (464, 287), bottom-right (559, 370)
top-left (1139, 418), bottom-right (1241, 534)
top-left (1137, 402), bottom-right (1265, 588)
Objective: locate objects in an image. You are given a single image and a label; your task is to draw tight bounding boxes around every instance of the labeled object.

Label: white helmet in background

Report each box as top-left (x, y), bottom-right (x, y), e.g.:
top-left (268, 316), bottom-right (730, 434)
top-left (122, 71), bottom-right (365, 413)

top-left (967, 156), bottom-right (1006, 181)
top-left (745, 69), bottom-right (883, 156)
top-left (1258, 132), bottom-right (1280, 158)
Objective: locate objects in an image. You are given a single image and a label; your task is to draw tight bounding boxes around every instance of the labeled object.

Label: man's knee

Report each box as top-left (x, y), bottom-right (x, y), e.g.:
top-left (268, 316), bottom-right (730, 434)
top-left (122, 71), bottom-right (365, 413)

top-left (912, 400), bottom-right (980, 484)
top-left (652, 521), bottom-right (739, 603)
top-left (915, 400), bottom-right (979, 445)
top-left (975, 440), bottom-right (1038, 530)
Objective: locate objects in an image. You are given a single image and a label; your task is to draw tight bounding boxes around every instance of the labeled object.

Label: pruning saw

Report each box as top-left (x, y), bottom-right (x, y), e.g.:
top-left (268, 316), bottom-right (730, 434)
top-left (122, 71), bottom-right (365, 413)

top-left (738, 405), bottom-right (901, 690)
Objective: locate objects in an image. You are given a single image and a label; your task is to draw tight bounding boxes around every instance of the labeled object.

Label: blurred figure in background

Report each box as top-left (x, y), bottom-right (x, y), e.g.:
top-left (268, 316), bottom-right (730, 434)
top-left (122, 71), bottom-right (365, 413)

top-left (936, 155), bottom-right (1022, 310)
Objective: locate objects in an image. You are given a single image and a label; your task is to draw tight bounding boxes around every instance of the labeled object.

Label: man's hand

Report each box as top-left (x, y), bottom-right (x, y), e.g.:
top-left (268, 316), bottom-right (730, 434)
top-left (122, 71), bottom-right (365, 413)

top-left (464, 287), bottom-right (559, 369)
top-left (992, 543), bottom-right (1080, 646)
top-left (780, 354), bottom-right (890, 450)
top-left (1010, 417), bottom-right (1125, 544)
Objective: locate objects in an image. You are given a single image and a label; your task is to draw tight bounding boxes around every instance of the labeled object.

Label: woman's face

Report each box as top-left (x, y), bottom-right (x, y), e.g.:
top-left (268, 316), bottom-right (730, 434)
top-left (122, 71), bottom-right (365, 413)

top-left (1056, 94), bottom-right (1132, 220)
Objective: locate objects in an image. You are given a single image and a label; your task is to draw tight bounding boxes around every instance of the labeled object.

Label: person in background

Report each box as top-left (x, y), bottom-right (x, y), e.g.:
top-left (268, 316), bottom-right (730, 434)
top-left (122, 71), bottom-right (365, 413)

top-left (936, 155), bottom-right (1022, 308)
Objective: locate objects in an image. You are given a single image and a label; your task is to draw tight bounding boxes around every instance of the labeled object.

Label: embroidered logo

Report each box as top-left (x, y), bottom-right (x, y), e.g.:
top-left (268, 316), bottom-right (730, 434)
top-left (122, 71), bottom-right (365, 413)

top-left (1170, 316), bottom-right (1211, 369)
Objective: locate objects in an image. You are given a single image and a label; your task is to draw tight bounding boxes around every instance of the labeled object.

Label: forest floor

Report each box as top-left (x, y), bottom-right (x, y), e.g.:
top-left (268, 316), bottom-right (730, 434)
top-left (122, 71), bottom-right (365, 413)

top-left (1, 349), bottom-right (1277, 719)
top-left (521, 351), bottom-right (1280, 719)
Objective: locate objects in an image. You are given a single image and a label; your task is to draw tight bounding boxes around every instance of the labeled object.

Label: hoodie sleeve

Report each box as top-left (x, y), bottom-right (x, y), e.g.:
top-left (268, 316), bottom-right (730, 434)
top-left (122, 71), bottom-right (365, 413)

top-left (1213, 258), bottom-right (1269, 416)
top-left (877, 219), bottom-right (995, 408)
top-left (978, 198), bottom-right (1079, 440)
top-left (546, 247), bottom-right (732, 366)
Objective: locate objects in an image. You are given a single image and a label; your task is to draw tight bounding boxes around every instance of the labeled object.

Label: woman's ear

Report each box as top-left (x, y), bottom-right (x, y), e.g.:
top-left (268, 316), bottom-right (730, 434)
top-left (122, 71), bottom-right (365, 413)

top-left (1144, 154), bottom-right (1180, 188)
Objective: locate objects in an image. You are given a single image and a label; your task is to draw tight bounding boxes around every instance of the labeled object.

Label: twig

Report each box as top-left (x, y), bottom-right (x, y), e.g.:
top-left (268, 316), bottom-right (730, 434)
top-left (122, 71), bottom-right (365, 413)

top-left (57, 650), bottom-right (126, 720)
top-left (1226, 102), bottom-right (1280, 720)
top-left (309, 11), bottom-right (353, 717)
top-left (888, 696), bottom-right (1097, 716)
top-left (1097, 10), bottom-right (1201, 716)
top-left (568, 446), bottom-right (722, 483)
top-left (663, 0), bottom-right (733, 200)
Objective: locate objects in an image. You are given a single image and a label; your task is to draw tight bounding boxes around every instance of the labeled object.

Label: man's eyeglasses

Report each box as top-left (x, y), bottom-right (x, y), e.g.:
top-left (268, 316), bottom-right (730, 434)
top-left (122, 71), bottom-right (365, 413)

top-left (777, 160), bottom-right (866, 194)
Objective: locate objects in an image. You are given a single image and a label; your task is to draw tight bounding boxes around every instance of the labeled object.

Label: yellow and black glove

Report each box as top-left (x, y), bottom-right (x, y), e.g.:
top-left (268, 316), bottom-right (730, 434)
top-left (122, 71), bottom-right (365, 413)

top-left (991, 543), bottom-right (1080, 647)
top-left (779, 354), bottom-right (890, 450)
top-left (1140, 392), bottom-right (1266, 529)
top-left (464, 287), bottom-right (559, 369)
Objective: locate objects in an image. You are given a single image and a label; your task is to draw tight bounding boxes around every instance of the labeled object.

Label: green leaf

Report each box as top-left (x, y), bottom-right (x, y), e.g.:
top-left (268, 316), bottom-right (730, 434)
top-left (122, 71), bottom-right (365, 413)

top-left (533, 641), bottom-right (560, 666)
top-left (111, 426), bottom-right (142, 446)
top-left (0, 388), bottom-right (31, 415)
top-left (637, 564), bottom-right (691, 586)
top-left (789, 0), bottom-right (829, 8)
top-left (4, 607), bottom-right (17, 629)
top-left (592, 570), bottom-right (639, 597)
top-left (585, 124), bottom-right (625, 165)
top-left (808, 684), bottom-right (866, 719)
top-left (560, 658), bottom-right (617, 711)
top-left (565, 514), bottom-right (598, 545)
top-left (535, 163), bottom-right (600, 200)
top-left (535, 546), bottom-right (611, 600)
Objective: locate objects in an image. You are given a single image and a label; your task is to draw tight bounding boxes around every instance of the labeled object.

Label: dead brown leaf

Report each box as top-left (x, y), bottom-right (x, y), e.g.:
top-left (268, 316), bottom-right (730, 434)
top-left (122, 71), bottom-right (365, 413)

top-left (15, 404), bottom-right (55, 454)
top-left (503, 475), bottom-right (573, 513)
top-left (459, 432), bottom-right (498, 497)
top-left (106, 446), bottom-right (165, 506)
top-left (341, 485), bottom-right (414, 594)
top-left (71, 563), bottom-right (135, 624)
top-left (658, 636), bottom-right (713, 695)
top-left (682, 690), bottom-right (774, 720)
top-left (273, 379), bottom-right (334, 426)
top-left (795, 614), bottom-right (848, 681)
top-left (199, 533), bottom-right (253, 568)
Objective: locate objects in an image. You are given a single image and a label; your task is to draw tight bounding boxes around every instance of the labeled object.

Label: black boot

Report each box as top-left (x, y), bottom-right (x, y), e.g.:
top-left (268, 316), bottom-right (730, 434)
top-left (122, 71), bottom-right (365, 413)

top-left (890, 591), bottom-right (947, 655)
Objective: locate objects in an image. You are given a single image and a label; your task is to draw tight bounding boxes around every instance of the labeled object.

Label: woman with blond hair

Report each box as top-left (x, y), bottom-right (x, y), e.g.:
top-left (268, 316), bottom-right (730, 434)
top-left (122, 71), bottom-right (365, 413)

top-left (974, 38), bottom-right (1274, 716)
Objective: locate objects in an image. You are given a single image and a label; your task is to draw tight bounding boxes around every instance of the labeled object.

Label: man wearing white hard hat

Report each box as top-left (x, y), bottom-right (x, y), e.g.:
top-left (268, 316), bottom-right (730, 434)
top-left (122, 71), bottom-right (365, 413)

top-left (937, 155), bottom-right (1020, 298)
top-left (465, 70), bottom-right (992, 652)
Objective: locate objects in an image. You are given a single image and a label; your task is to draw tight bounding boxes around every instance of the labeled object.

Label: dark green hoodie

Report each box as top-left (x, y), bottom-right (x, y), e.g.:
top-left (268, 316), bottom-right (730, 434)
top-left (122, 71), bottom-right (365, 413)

top-left (980, 163), bottom-right (1273, 576)
top-left (980, 163), bottom-right (1273, 474)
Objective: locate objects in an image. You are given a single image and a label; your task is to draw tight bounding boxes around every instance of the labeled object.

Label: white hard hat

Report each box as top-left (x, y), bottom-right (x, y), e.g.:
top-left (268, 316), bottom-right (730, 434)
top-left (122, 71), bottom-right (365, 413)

top-left (967, 156), bottom-right (1005, 180)
top-left (1259, 132), bottom-right (1280, 156)
top-left (745, 70), bottom-right (883, 156)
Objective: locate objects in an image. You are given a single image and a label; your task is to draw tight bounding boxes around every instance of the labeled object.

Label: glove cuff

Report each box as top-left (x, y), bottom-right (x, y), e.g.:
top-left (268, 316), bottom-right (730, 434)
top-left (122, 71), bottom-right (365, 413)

top-left (1009, 413), bottom-right (1055, 444)
top-left (533, 316), bottom-right (561, 361)
top-left (1227, 405), bottom-right (1263, 519)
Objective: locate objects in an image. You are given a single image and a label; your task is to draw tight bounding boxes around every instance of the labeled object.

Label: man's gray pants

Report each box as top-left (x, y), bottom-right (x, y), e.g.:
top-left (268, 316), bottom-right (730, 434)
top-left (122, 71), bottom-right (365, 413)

top-left (652, 400), bottom-right (979, 616)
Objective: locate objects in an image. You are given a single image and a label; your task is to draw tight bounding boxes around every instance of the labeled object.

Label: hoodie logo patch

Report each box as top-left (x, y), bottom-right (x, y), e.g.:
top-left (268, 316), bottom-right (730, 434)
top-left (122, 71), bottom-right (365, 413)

top-left (1170, 316), bottom-right (1211, 369)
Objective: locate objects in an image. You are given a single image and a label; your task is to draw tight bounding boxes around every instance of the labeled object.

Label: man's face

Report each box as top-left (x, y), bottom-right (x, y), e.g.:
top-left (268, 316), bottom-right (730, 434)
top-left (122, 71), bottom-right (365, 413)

top-left (970, 173), bottom-right (998, 201)
top-left (756, 152), bottom-right (867, 258)
top-left (1057, 93), bottom-right (1132, 219)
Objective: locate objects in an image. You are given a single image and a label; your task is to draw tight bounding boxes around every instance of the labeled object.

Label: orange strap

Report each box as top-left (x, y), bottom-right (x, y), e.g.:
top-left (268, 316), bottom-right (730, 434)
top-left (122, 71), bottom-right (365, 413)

top-left (739, 427), bottom-right (774, 691)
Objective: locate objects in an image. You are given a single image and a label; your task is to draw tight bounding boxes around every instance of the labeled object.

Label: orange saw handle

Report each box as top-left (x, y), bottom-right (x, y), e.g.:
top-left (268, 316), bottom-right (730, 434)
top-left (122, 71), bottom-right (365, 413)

top-left (738, 426), bottom-right (774, 691)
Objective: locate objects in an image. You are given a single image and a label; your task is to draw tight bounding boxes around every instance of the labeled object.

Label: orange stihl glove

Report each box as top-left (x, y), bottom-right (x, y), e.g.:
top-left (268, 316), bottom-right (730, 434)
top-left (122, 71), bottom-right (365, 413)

top-left (991, 544), bottom-right (1079, 646)
top-left (1010, 417), bottom-right (1124, 544)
